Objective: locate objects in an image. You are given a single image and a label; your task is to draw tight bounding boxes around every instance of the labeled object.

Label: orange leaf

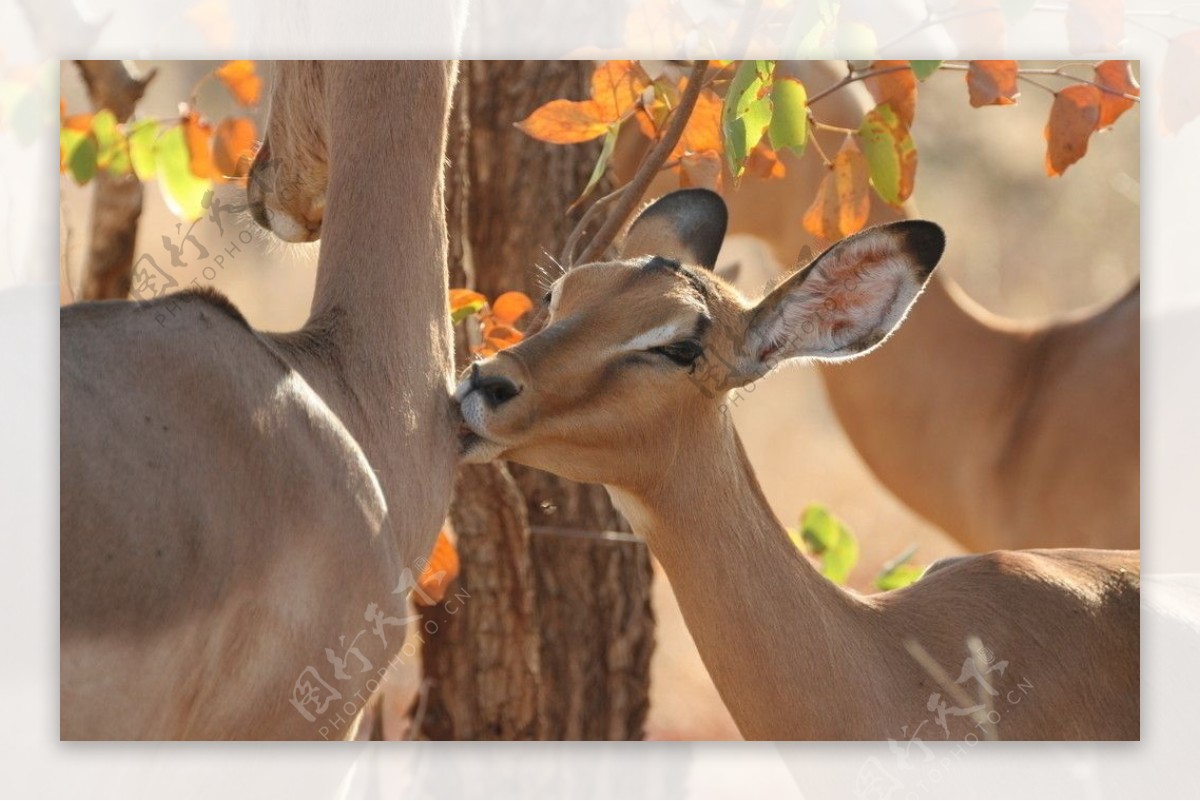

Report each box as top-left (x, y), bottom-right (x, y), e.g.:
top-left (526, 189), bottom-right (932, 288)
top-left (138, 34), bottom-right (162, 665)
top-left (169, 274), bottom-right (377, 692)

top-left (214, 60), bottom-right (262, 107)
top-left (472, 343), bottom-right (498, 358)
top-left (966, 60), bottom-right (1020, 107)
top-left (63, 113), bottom-right (93, 132)
top-left (1094, 60), bottom-right (1138, 129)
top-left (211, 116), bottom-right (257, 184)
top-left (671, 81), bottom-right (723, 159)
top-left (866, 61), bottom-right (917, 128)
top-left (491, 291), bottom-right (534, 326)
top-left (1045, 84), bottom-right (1102, 176)
top-left (802, 141), bottom-right (870, 241)
top-left (516, 99), bottom-right (610, 144)
top-left (449, 288), bottom-right (488, 312)
top-left (591, 60), bottom-right (650, 121)
top-left (481, 320), bottom-right (524, 349)
top-left (182, 111), bottom-right (215, 180)
top-left (745, 144), bottom-right (786, 180)
top-left (60, 97), bottom-right (67, 123)
top-left (415, 530), bottom-right (460, 606)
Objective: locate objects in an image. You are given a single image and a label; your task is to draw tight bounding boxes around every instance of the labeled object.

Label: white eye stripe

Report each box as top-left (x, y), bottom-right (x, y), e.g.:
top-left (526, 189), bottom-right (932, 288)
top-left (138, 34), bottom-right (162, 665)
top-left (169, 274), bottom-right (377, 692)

top-left (617, 322), bottom-right (693, 353)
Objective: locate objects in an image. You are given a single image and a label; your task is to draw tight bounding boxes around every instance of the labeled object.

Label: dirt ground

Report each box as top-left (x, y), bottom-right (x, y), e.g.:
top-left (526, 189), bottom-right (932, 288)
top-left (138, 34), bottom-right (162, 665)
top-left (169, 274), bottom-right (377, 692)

top-left (60, 61), bottom-right (1139, 740)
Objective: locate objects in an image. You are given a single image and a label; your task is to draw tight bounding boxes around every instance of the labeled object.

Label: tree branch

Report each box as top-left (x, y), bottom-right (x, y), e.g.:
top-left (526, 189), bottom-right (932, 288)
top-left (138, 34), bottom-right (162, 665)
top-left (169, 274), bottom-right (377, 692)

top-left (74, 60), bottom-right (156, 300)
top-left (573, 60), bottom-right (710, 266)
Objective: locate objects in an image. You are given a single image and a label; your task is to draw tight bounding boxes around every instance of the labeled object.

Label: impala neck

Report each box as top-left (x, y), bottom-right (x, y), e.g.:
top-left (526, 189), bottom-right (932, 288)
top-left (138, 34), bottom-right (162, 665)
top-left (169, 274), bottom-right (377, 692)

top-left (818, 274), bottom-right (1030, 548)
top-left (609, 412), bottom-right (881, 740)
top-left (281, 62), bottom-right (456, 553)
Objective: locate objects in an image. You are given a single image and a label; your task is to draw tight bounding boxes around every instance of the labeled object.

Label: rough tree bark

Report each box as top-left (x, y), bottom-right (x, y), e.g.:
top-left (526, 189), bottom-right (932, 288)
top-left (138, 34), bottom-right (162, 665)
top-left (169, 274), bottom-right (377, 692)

top-left (416, 61), bottom-right (655, 740)
top-left (74, 60), bottom-right (155, 300)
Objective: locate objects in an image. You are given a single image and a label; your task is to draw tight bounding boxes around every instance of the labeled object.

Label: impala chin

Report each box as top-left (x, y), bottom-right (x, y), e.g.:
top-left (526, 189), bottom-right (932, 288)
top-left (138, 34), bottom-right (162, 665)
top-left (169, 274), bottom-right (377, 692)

top-left (455, 394), bottom-right (507, 463)
top-left (257, 206), bottom-right (321, 243)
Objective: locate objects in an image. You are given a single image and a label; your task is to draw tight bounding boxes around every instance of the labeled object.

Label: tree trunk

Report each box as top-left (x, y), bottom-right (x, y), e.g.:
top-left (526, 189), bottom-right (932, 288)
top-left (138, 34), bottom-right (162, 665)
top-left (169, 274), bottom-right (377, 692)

top-left (415, 61), bottom-right (655, 741)
top-left (74, 60), bottom-right (155, 300)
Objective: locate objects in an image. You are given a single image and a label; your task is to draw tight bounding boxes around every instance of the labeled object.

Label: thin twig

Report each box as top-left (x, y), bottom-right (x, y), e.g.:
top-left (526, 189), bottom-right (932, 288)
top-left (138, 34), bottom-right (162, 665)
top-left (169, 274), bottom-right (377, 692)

top-left (560, 181), bottom-right (629, 266)
top-left (938, 62), bottom-right (1141, 102)
top-left (573, 60), bottom-right (710, 266)
top-left (807, 63), bottom-right (911, 107)
top-left (1016, 74), bottom-right (1058, 96)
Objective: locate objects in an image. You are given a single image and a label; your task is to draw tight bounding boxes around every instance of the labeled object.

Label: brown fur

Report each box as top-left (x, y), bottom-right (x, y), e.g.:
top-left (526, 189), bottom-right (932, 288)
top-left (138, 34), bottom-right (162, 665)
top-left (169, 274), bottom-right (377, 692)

top-left (60, 61), bottom-right (458, 740)
top-left (458, 190), bottom-right (1140, 740)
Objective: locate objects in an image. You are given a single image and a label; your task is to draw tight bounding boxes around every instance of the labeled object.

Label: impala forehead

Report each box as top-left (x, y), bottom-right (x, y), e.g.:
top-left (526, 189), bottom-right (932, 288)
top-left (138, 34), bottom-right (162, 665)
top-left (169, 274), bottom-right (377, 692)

top-left (548, 258), bottom-right (712, 339)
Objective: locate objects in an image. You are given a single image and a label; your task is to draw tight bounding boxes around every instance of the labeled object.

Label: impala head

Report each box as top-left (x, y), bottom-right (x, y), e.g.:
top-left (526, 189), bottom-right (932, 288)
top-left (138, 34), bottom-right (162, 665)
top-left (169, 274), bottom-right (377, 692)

top-left (246, 61), bottom-right (329, 243)
top-left (456, 189), bottom-right (945, 489)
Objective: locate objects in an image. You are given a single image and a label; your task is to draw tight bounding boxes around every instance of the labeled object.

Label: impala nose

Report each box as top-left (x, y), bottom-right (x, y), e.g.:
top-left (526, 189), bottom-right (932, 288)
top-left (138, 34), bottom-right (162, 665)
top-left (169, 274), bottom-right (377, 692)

top-left (470, 363), bottom-right (522, 409)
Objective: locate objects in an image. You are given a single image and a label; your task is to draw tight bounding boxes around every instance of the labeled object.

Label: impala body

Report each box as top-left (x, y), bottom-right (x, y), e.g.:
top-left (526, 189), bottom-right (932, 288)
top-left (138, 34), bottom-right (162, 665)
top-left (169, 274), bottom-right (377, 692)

top-left (61, 61), bottom-right (458, 739)
top-left (457, 189), bottom-right (1140, 740)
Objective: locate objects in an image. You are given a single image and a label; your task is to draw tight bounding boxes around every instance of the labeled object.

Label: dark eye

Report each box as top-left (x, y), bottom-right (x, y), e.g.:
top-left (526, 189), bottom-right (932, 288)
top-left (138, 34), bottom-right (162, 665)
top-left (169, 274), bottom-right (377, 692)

top-left (542, 290), bottom-right (552, 306)
top-left (650, 340), bottom-right (703, 367)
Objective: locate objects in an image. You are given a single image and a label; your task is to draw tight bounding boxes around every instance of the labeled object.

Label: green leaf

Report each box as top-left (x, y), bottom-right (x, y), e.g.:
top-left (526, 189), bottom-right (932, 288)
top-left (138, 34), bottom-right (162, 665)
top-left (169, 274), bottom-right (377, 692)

top-left (722, 60), bottom-right (775, 178)
top-left (91, 109), bottom-right (131, 175)
top-left (581, 126), bottom-right (618, 202)
top-left (61, 127), bottom-right (98, 184)
top-left (154, 124), bottom-right (211, 220)
top-left (909, 60), bottom-right (942, 81)
top-left (127, 119), bottom-right (159, 181)
top-left (858, 103), bottom-right (917, 207)
top-left (767, 76), bottom-right (807, 156)
top-left (450, 299), bottom-right (486, 324)
top-left (798, 504), bottom-right (859, 585)
top-left (875, 544), bottom-right (925, 591)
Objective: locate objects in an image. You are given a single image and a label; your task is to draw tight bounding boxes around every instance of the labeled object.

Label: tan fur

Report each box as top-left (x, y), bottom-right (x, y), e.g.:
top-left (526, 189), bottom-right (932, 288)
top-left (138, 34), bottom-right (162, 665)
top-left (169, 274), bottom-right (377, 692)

top-left (458, 193), bottom-right (1139, 740)
top-left (614, 60), bottom-right (1138, 552)
top-left (60, 61), bottom-right (458, 740)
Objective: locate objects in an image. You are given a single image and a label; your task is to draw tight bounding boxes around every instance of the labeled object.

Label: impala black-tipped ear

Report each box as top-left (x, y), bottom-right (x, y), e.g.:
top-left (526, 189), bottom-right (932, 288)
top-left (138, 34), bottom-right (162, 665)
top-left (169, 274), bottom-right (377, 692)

top-left (618, 189), bottom-right (728, 270)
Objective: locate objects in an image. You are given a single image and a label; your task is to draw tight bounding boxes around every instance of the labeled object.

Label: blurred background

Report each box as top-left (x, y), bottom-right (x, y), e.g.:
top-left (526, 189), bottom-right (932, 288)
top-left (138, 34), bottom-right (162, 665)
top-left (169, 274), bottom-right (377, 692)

top-left (59, 60), bottom-right (1139, 740)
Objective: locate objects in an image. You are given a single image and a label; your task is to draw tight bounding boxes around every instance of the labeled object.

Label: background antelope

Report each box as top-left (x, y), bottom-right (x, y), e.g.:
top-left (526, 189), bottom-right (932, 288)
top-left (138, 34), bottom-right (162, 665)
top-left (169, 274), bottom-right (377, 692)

top-left (458, 189), bottom-right (1139, 740)
top-left (60, 61), bottom-right (457, 739)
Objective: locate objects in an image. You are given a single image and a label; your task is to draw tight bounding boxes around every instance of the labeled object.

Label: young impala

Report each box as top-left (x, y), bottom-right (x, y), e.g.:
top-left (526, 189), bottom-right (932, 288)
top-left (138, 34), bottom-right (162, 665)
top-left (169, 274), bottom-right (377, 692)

top-left (457, 189), bottom-right (1139, 740)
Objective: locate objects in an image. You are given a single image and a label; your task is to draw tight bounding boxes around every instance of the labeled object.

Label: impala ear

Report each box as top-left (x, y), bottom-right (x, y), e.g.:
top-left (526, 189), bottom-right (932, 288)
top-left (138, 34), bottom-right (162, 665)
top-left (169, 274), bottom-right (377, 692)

top-left (618, 189), bottom-right (728, 270)
top-left (740, 221), bottom-right (944, 371)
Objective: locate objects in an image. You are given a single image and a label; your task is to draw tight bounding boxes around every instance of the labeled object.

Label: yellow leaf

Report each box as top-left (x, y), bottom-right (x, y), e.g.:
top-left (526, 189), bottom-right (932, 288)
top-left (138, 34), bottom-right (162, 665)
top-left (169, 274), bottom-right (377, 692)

top-left (590, 60), bottom-right (650, 121)
top-left (516, 99), bottom-right (610, 144)
top-left (802, 140), bottom-right (870, 241)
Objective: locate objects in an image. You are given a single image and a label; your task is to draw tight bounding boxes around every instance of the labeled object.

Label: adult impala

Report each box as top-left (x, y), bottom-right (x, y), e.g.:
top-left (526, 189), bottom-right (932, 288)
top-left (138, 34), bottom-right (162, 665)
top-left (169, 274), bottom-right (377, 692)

top-left (458, 189), bottom-right (1139, 740)
top-left (60, 61), bottom-right (458, 739)
top-left (616, 60), bottom-right (1139, 552)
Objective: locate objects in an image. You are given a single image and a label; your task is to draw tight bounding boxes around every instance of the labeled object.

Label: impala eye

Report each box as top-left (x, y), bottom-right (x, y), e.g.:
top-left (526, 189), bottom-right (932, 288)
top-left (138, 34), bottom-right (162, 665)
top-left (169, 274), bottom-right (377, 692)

top-left (649, 340), bottom-right (703, 367)
top-left (542, 290), bottom-right (552, 306)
